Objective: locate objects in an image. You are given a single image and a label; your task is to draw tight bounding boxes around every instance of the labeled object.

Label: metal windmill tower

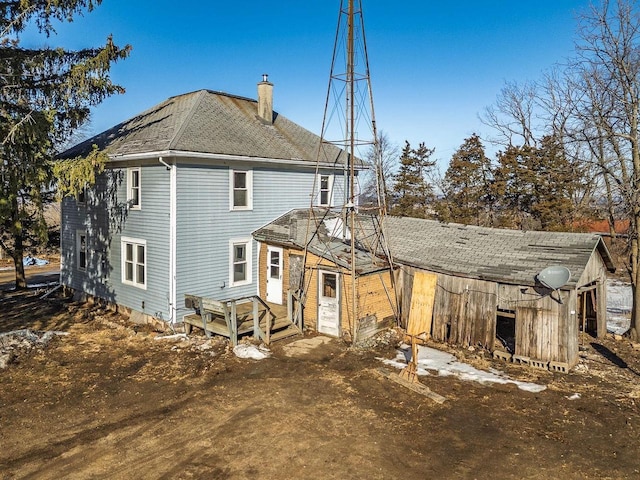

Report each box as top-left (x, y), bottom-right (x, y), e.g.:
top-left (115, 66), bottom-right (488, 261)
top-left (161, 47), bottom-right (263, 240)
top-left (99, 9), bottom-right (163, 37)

top-left (305, 0), bottom-right (395, 343)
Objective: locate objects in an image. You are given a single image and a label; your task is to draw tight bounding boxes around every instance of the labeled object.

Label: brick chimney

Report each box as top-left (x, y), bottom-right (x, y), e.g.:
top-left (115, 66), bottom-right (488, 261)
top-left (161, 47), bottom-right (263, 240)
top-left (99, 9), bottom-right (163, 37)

top-left (257, 74), bottom-right (273, 124)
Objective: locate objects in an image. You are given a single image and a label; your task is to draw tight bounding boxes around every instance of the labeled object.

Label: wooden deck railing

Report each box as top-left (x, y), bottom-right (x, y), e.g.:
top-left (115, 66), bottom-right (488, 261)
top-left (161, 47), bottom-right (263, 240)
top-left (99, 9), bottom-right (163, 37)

top-left (184, 294), bottom-right (296, 345)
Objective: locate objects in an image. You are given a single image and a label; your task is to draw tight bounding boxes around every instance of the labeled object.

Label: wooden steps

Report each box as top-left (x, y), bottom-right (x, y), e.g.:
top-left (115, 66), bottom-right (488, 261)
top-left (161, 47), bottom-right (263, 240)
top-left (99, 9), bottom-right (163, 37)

top-left (269, 325), bottom-right (300, 342)
top-left (182, 294), bottom-right (301, 345)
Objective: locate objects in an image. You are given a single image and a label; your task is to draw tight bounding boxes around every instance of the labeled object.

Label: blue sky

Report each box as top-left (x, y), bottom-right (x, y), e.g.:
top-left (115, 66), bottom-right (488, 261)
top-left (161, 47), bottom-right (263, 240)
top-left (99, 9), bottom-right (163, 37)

top-left (24, 0), bottom-right (589, 167)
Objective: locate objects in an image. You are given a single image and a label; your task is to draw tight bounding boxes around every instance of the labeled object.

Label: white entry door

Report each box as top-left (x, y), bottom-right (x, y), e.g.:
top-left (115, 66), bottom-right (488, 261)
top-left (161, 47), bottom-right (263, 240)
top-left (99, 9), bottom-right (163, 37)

top-left (317, 270), bottom-right (340, 337)
top-left (266, 246), bottom-right (283, 304)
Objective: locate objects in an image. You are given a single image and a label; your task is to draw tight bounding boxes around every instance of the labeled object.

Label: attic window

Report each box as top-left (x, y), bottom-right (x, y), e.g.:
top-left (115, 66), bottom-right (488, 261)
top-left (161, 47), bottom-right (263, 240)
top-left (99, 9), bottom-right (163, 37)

top-left (230, 169), bottom-right (253, 210)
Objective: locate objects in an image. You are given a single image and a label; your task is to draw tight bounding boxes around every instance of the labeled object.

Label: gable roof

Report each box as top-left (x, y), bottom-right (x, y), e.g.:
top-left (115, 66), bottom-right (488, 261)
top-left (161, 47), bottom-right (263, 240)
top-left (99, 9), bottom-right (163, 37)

top-left (380, 216), bottom-right (616, 287)
top-left (254, 209), bottom-right (615, 288)
top-left (60, 89), bottom-right (346, 165)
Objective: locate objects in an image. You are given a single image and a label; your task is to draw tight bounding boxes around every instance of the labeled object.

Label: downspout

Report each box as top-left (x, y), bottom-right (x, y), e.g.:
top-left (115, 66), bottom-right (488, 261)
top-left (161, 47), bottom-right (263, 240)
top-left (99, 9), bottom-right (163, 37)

top-left (160, 156), bottom-right (177, 325)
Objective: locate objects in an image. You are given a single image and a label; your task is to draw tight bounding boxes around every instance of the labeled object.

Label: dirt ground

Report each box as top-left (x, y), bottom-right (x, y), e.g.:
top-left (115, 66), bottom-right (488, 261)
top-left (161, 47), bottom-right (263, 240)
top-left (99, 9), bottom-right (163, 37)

top-left (1, 286), bottom-right (640, 479)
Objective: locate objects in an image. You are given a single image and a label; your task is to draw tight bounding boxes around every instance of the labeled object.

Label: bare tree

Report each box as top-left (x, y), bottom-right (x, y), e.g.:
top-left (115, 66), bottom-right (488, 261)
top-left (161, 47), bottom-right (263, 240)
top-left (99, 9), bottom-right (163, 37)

top-left (480, 80), bottom-right (540, 148)
top-left (359, 130), bottom-right (399, 212)
top-left (566, 0), bottom-right (640, 339)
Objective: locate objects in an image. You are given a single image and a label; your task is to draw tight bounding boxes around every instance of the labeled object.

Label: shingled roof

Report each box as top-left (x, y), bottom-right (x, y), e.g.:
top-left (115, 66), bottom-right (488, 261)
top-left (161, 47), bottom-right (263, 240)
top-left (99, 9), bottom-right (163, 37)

top-left (381, 216), bottom-right (616, 287)
top-left (254, 209), bottom-right (615, 288)
top-left (253, 209), bottom-right (389, 275)
top-left (60, 89), bottom-right (345, 164)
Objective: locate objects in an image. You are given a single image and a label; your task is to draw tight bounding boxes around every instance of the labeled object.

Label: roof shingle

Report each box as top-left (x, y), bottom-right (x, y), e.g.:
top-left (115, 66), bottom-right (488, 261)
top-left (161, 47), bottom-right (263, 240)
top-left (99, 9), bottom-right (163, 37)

top-left (60, 90), bottom-right (345, 164)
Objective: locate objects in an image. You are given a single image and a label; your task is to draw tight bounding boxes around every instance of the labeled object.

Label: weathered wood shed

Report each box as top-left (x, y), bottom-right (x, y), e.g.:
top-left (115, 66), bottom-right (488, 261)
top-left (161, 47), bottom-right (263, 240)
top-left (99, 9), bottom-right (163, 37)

top-left (253, 209), bottom-right (396, 341)
top-left (380, 217), bottom-right (616, 370)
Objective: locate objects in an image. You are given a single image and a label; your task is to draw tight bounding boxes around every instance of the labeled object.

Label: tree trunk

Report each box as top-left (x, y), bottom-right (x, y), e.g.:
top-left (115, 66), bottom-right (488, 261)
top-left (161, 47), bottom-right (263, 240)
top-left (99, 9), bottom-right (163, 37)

top-left (12, 243), bottom-right (27, 289)
top-left (631, 277), bottom-right (640, 341)
top-left (10, 197), bottom-right (27, 290)
top-left (630, 213), bottom-right (640, 341)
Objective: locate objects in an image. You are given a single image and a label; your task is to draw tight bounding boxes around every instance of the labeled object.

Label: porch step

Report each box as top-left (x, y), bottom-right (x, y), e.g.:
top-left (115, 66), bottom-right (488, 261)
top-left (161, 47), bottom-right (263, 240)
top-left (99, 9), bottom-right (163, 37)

top-left (268, 325), bottom-right (301, 342)
top-left (267, 317), bottom-right (295, 331)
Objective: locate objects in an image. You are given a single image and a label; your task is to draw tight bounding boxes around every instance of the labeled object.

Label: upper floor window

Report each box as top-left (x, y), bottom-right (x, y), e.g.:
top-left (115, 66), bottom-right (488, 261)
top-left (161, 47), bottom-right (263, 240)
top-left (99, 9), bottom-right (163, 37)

top-left (76, 230), bottom-right (87, 271)
top-left (230, 169), bottom-right (253, 210)
top-left (77, 186), bottom-right (86, 206)
top-left (128, 167), bottom-right (141, 209)
top-left (318, 174), bottom-right (333, 207)
top-left (121, 237), bottom-right (146, 289)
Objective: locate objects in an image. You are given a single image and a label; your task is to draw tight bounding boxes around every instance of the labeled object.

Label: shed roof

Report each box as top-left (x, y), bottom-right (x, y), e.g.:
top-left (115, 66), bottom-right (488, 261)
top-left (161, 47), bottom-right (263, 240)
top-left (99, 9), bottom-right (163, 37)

top-left (60, 89), bottom-right (346, 165)
top-left (254, 209), bottom-right (616, 288)
top-left (380, 216), bottom-right (616, 287)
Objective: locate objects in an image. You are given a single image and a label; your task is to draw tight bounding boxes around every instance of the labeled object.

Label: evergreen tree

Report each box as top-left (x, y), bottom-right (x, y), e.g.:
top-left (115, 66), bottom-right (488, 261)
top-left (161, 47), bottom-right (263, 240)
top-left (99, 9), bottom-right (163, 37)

top-left (493, 137), bottom-right (577, 230)
top-left (436, 134), bottom-right (493, 225)
top-left (390, 141), bottom-right (436, 218)
top-left (0, 0), bottom-right (130, 288)
top-left (528, 136), bottom-right (578, 230)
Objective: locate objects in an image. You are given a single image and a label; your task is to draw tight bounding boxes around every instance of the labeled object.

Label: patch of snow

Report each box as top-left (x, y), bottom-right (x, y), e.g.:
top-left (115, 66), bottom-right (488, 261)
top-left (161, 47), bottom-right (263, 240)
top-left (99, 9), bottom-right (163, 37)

top-left (566, 393), bottom-right (581, 400)
top-left (22, 255), bottom-right (49, 266)
top-left (0, 329), bottom-right (68, 369)
top-left (28, 281), bottom-right (59, 289)
top-left (607, 279), bottom-right (632, 335)
top-left (233, 344), bottom-right (271, 360)
top-left (379, 344), bottom-right (546, 393)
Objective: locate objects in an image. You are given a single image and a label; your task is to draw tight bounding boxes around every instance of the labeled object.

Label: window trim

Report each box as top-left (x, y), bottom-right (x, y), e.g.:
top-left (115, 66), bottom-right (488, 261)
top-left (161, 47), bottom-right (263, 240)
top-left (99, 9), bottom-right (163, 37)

top-left (229, 169), bottom-right (253, 211)
top-left (229, 237), bottom-right (252, 287)
top-left (127, 167), bottom-right (141, 210)
top-left (76, 230), bottom-right (87, 271)
top-left (317, 173), bottom-right (334, 207)
top-left (121, 236), bottom-right (147, 289)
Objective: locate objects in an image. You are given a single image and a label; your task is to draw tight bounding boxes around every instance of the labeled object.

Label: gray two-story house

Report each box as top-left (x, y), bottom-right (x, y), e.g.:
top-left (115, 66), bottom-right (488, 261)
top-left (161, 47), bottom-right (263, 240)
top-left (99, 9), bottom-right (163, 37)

top-left (60, 77), bottom-right (349, 326)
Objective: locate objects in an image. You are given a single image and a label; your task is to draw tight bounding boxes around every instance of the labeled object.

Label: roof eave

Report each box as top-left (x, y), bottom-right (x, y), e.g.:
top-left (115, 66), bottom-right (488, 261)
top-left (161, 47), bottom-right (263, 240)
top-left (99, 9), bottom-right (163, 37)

top-left (595, 236), bottom-right (617, 273)
top-left (106, 150), bottom-right (353, 169)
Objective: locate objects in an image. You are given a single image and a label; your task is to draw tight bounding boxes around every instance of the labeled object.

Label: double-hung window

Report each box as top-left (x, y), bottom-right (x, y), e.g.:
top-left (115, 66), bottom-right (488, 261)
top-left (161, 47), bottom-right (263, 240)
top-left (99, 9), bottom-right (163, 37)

top-left (76, 230), bottom-right (87, 271)
top-left (318, 174), bottom-right (333, 207)
top-left (229, 238), bottom-right (252, 286)
top-left (121, 237), bottom-right (146, 289)
top-left (230, 169), bottom-right (253, 210)
top-left (128, 167), bottom-right (141, 209)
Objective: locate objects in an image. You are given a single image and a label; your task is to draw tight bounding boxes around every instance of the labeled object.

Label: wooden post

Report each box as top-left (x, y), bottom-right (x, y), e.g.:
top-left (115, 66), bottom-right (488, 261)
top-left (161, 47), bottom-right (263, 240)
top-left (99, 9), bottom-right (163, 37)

top-left (231, 301), bottom-right (238, 346)
top-left (581, 292), bottom-right (586, 344)
top-left (253, 298), bottom-right (260, 340)
top-left (266, 305), bottom-right (271, 345)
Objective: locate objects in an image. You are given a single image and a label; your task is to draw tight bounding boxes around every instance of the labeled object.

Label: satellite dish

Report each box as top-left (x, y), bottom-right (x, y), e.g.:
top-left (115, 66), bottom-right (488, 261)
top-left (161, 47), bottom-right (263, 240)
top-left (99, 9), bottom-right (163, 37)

top-left (537, 265), bottom-right (571, 290)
